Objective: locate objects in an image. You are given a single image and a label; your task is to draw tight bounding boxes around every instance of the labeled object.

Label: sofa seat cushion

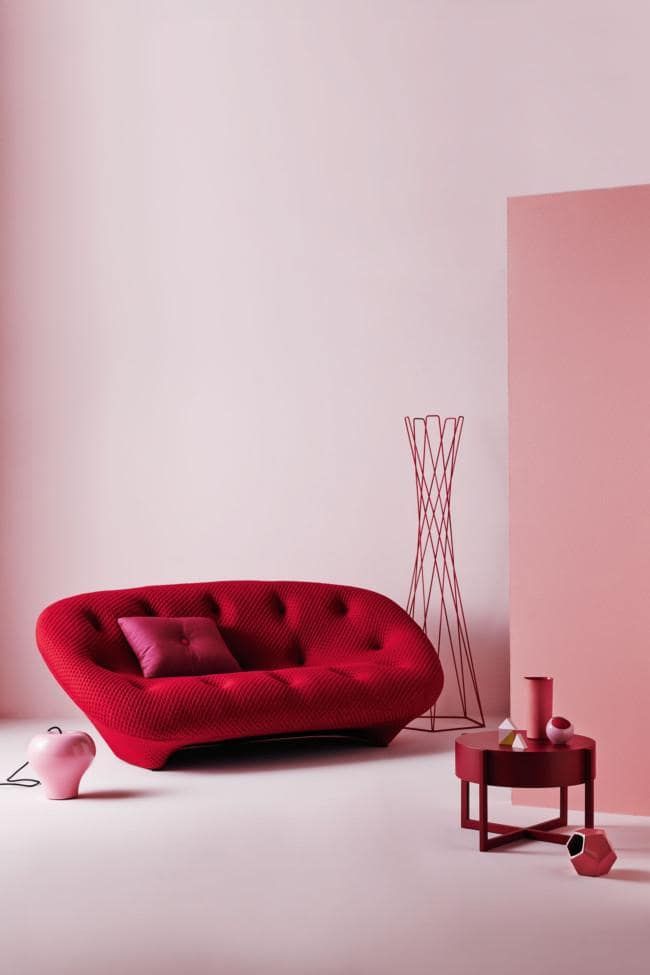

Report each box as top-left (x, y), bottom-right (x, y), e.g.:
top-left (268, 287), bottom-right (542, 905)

top-left (92, 660), bottom-right (433, 742)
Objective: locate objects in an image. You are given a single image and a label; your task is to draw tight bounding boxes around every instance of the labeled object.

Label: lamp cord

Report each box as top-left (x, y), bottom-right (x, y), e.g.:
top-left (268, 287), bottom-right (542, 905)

top-left (0, 726), bottom-right (63, 788)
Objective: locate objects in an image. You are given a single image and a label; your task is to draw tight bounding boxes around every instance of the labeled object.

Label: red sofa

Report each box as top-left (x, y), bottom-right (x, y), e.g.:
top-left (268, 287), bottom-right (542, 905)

top-left (36, 580), bottom-right (443, 769)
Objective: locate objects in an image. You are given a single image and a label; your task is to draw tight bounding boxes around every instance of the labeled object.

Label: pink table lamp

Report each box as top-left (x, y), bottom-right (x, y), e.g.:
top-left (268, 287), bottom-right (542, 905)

top-left (27, 729), bottom-right (96, 799)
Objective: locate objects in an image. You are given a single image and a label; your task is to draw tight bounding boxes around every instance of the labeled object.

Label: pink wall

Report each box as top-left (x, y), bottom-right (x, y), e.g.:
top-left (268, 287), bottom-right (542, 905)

top-left (509, 184), bottom-right (650, 815)
top-left (4, 2), bottom-right (650, 722)
top-left (0, 1), bottom-right (512, 719)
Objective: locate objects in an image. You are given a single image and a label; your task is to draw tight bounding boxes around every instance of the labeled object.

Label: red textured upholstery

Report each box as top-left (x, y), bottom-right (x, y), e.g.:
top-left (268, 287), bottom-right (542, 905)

top-left (36, 580), bottom-right (443, 769)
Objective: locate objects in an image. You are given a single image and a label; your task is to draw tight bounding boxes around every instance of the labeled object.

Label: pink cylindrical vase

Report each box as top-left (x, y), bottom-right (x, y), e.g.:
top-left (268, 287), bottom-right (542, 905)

top-left (524, 676), bottom-right (554, 740)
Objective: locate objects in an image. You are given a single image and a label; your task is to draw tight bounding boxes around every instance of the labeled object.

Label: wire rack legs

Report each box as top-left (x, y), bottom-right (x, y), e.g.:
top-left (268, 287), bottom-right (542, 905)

top-left (405, 414), bottom-right (485, 733)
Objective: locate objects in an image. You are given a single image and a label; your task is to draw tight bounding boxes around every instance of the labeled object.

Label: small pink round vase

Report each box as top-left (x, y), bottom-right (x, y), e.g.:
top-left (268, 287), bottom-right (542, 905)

top-left (546, 716), bottom-right (574, 745)
top-left (27, 730), bottom-right (96, 799)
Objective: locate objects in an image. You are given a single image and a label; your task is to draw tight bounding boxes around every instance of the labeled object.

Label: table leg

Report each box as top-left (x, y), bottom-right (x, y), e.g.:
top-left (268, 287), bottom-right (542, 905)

top-left (479, 754), bottom-right (488, 852)
top-left (461, 780), bottom-right (469, 826)
top-left (559, 785), bottom-right (568, 826)
top-left (585, 778), bottom-right (594, 828)
top-left (584, 748), bottom-right (595, 828)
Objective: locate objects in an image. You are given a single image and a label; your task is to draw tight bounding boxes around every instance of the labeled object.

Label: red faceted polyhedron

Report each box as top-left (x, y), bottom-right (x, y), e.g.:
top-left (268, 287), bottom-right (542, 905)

top-left (567, 828), bottom-right (617, 876)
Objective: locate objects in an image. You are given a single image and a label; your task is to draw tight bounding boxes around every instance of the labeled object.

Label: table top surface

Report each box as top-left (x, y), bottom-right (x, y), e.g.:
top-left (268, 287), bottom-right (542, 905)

top-left (456, 730), bottom-right (595, 754)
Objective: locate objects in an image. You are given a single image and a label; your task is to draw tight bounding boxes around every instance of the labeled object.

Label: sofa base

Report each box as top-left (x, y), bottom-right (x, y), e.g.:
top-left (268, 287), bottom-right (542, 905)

top-left (96, 719), bottom-right (410, 770)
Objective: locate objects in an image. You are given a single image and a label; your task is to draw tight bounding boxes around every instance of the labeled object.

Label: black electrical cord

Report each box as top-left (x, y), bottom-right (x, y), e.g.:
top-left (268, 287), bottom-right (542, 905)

top-left (0, 726), bottom-right (63, 788)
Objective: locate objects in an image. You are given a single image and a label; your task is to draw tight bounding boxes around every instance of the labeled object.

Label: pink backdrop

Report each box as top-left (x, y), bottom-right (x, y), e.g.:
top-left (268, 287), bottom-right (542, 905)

top-left (5, 2), bottom-right (650, 723)
top-left (0, 1), bottom-right (510, 719)
top-left (509, 184), bottom-right (650, 815)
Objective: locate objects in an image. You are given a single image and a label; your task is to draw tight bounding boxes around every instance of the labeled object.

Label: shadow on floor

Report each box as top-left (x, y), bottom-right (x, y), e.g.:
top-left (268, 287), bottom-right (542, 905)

top-left (81, 788), bottom-right (166, 800)
top-left (162, 725), bottom-right (459, 774)
top-left (607, 867), bottom-right (650, 883)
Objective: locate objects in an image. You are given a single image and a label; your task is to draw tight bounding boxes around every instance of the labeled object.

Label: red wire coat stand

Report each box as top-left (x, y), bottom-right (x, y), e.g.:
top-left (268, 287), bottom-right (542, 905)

top-left (405, 415), bottom-right (485, 732)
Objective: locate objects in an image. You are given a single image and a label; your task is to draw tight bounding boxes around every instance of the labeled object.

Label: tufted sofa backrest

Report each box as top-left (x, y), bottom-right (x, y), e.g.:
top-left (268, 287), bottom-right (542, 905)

top-left (36, 580), bottom-right (429, 677)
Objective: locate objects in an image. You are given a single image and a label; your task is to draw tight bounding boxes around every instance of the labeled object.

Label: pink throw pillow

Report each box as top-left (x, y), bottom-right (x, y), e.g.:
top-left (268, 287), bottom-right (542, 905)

top-left (118, 616), bottom-right (241, 678)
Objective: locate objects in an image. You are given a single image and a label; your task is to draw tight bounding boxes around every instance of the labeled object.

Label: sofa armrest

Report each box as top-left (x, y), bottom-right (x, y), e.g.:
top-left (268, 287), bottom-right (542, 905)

top-left (380, 621), bottom-right (442, 678)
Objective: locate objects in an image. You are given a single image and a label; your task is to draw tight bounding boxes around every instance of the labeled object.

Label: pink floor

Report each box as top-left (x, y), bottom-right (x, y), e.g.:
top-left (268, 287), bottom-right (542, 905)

top-left (1, 719), bottom-right (649, 975)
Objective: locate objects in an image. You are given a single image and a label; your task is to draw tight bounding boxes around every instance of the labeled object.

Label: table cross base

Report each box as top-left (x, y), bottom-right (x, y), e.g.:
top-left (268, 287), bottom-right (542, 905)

top-left (460, 781), bottom-right (594, 852)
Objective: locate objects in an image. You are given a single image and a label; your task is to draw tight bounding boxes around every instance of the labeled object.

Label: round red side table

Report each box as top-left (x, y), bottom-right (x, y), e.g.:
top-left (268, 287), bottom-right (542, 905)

top-left (455, 730), bottom-right (596, 852)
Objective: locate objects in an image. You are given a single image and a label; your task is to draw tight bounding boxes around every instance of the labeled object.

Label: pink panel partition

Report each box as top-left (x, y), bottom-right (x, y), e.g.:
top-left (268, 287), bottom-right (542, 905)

top-left (508, 184), bottom-right (650, 815)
